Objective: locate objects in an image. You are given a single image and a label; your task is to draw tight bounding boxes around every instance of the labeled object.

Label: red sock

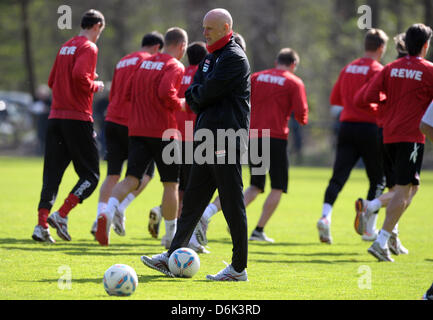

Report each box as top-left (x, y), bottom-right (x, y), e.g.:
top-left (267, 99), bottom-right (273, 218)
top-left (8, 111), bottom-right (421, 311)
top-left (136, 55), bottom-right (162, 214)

top-left (58, 194), bottom-right (80, 218)
top-left (38, 208), bottom-right (50, 228)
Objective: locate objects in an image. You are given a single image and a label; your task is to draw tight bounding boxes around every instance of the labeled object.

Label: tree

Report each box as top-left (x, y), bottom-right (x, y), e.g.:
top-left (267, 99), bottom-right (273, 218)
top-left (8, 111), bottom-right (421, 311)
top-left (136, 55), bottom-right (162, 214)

top-left (20, 0), bottom-right (35, 99)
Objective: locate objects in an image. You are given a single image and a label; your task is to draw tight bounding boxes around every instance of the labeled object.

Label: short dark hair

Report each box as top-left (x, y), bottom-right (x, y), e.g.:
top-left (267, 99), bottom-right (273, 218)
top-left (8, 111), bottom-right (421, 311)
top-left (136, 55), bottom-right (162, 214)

top-left (187, 42), bottom-right (208, 66)
top-left (405, 23), bottom-right (433, 56)
top-left (141, 31), bottom-right (164, 50)
top-left (394, 33), bottom-right (408, 58)
top-left (164, 27), bottom-right (188, 47)
top-left (81, 9), bottom-right (105, 30)
top-left (276, 48), bottom-right (299, 67)
top-left (233, 32), bottom-right (246, 52)
top-left (364, 28), bottom-right (389, 52)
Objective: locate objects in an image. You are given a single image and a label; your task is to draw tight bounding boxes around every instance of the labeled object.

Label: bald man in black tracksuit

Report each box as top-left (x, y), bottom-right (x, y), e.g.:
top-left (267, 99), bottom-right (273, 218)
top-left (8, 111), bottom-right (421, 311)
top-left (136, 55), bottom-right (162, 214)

top-left (176, 35), bottom-right (251, 279)
top-left (141, 11), bottom-right (251, 280)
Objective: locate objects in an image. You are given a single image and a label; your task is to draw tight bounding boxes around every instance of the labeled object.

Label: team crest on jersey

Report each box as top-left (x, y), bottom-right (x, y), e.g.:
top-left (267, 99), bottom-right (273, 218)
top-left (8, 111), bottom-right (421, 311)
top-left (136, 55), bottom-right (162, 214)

top-left (203, 59), bottom-right (211, 72)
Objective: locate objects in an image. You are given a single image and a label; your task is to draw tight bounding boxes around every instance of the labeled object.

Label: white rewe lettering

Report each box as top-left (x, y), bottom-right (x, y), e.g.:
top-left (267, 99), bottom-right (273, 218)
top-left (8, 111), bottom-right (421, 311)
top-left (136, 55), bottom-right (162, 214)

top-left (390, 68), bottom-right (423, 81)
top-left (116, 57), bottom-right (139, 69)
top-left (346, 65), bottom-right (369, 75)
top-left (140, 61), bottom-right (165, 70)
top-left (59, 46), bottom-right (77, 56)
top-left (257, 74), bottom-right (286, 86)
top-left (181, 75), bottom-right (192, 85)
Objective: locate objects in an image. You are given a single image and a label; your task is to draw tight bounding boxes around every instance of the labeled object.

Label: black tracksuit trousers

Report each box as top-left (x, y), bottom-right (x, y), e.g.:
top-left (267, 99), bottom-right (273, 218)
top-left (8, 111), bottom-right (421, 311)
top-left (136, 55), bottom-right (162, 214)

top-left (324, 121), bottom-right (385, 205)
top-left (168, 160), bottom-right (248, 273)
top-left (38, 119), bottom-right (100, 211)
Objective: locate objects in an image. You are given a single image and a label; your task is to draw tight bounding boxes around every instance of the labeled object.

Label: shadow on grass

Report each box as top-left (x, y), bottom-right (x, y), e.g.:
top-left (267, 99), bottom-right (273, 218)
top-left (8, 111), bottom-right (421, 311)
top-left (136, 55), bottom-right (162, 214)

top-left (250, 251), bottom-right (361, 257)
top-left (0, 237), bottom-right (167, 257)
top-left (210, 239), bottom-right (324, 247)
top-left (250, 258), bottom-right (372, 264)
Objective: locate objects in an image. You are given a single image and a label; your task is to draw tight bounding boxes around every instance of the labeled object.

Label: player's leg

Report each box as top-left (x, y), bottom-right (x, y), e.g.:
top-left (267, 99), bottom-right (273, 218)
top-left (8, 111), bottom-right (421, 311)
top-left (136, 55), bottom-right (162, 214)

top-left (319, 123), bottom-right (360, 243)
top-left (96, 137), bottom-right (152, 245)
top-left (368, 143), bottom-right (424, 261)
top-left (59, 120), bottom-right (100, 216)
top-left (150, 138), bottom-right (181, 249)
top-left (355, 124), bottom-right (385, 238)
top-left (92, 121), bottom-right (128, 235)
top-left (215, 161), bottom-right (248, 273)
top-left (33, 120), bottom-right (70, 243)
top-left (250, 138), bottom-right (288, 243)
top-left (168, 163), bottom-right (217, 252)
top-left (46, 120), bottom-right (99, 242)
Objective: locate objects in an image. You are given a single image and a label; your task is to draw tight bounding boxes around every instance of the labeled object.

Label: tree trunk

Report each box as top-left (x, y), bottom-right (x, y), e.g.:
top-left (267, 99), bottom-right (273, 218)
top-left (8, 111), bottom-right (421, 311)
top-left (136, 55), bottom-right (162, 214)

top-left (20, 0), bottom-right (36, 99)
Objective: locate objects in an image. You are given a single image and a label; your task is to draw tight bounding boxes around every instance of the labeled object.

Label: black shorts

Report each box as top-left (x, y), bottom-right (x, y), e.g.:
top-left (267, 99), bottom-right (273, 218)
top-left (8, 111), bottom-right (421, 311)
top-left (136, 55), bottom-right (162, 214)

top-left (385, 142), bottom-right (424, 186)
top-left (126, 136), bottom-right (180, 183)
top-left (249, 138), bottom-right (289, 193)
top-left (104, 121), bottom-right (155, 178)
top-left (378, 128), bottom-right (395, 189)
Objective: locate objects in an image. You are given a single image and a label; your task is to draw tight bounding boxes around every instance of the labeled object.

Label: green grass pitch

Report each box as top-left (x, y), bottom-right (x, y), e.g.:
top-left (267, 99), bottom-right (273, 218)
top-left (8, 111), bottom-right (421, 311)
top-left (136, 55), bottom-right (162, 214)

top-left (0, 156), bottom-right (432, 300)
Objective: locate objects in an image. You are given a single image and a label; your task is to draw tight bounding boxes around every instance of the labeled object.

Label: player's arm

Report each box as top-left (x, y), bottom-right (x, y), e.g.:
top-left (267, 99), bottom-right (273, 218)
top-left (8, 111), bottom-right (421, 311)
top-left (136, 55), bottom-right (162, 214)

top-left (47, 55), bottom-right (58, 89)
top-left (72, 44), bottom-right (101, 93)
top-left (291, 79), bottom-right (309, 126)
top-left (329, 70), bottom-right (344, 107)
top-left (421, 101), bottom-right (433, 143)
top-left (361, 68), bottom-right (386, 106)
top-left (186, 53), bottom-right (246, 109)
top-left (108, 69), bottom-right (117, 103)
top-left (158, 63), bottom-right (185, 111)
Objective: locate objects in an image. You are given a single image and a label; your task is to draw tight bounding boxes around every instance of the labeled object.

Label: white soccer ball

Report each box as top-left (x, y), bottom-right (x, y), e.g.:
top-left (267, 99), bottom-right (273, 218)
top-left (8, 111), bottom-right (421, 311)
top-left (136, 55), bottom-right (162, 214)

top-left (168, 248), bottom-right (200, 278)
top-left (103, 264), bottom-right (138, 296)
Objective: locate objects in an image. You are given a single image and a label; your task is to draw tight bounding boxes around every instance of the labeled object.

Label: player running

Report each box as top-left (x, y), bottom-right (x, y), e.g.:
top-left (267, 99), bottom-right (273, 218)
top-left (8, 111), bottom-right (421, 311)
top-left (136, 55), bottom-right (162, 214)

top-left (317, 29), bottom-right (389, 244)
top-left (195, 48), bottom-right (308, 245)
top-left (32, 10), bottom-right (105, 243)
top-left (147, 41), bottom-right (209, 253)
top-left (90, 32), bottom-right (164, 238)
top-left (356, 24), bottom-right (433, 262)
top-left (353, 33), bottom-right (410, 245)
top-left (95, 27), bottom-right (188, 246)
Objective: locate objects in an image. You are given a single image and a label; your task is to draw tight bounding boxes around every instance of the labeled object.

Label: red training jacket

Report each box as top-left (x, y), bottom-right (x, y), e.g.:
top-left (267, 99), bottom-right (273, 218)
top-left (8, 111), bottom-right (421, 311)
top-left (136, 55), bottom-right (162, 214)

top-left (249, 68), bottom-right (309, 140)
top-left (359, 56), bottom-right (433, 144)
top-left (127, 53), bottom-right (185, 139)
top-left (105, 51), bottom-right (152, 127)
top-left (48, 35), bottom-right (99, 122)
top-left (330, 57), bottom-right (383, 125)
top-left (175, 65), bottom-right (198, 142)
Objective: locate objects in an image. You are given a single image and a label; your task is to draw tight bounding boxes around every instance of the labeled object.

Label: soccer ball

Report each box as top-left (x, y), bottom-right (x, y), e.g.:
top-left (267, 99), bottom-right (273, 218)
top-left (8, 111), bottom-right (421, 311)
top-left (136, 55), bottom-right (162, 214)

top-left (103, 264), bottom-right (138, 296)
top-left (168, 248), bottom-right (200, 278)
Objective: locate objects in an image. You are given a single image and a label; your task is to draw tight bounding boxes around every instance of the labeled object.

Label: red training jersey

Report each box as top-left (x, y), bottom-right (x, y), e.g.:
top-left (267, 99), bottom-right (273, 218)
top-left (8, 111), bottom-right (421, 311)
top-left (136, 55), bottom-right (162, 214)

top-left (175, 65), bottom-right (198, 142)
top-left (127, 53), bottom-right (185, 138)
top-left (105, 51), bottom-right (152, 127)
top-left (48, 35), bottom-right (99, 122)
top-left (330, 57), bottom-right (383, 124)
top-left (249, 68), bottom-right (309, 140)
top-left (360, 56), bottom-right (433, 144)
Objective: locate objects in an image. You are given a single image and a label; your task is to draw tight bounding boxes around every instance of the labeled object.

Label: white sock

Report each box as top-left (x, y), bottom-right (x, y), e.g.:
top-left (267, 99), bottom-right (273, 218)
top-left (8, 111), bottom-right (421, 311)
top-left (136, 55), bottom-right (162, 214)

top-left (377, 229), bottom-right (391, 249)
top-left (392, 223), bottom-right (399, 235)
top-left (366, 213), bottom-right (379, 234)
top-left (96, 202), bottom-right (107, 220)
top-left (165, 218), bottom-right (177, 239)
top-left (367, 199), bottom-right (382, 214)
top-left (321, 203), bottom-right (333, 222)
top-left (106, 197), bottom-right (119, 221)
top-left (203, 203), bottom-right (219, 222)
top-left (119, 193), bottom-right (135, 214)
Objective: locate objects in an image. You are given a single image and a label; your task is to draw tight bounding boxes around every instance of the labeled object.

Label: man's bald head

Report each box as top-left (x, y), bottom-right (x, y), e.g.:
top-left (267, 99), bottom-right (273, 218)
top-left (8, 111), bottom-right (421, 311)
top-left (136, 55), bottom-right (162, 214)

top-left (203, 8), bottom-right (233, 46)
top-left (204, 8), bottom-right (233, 29)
